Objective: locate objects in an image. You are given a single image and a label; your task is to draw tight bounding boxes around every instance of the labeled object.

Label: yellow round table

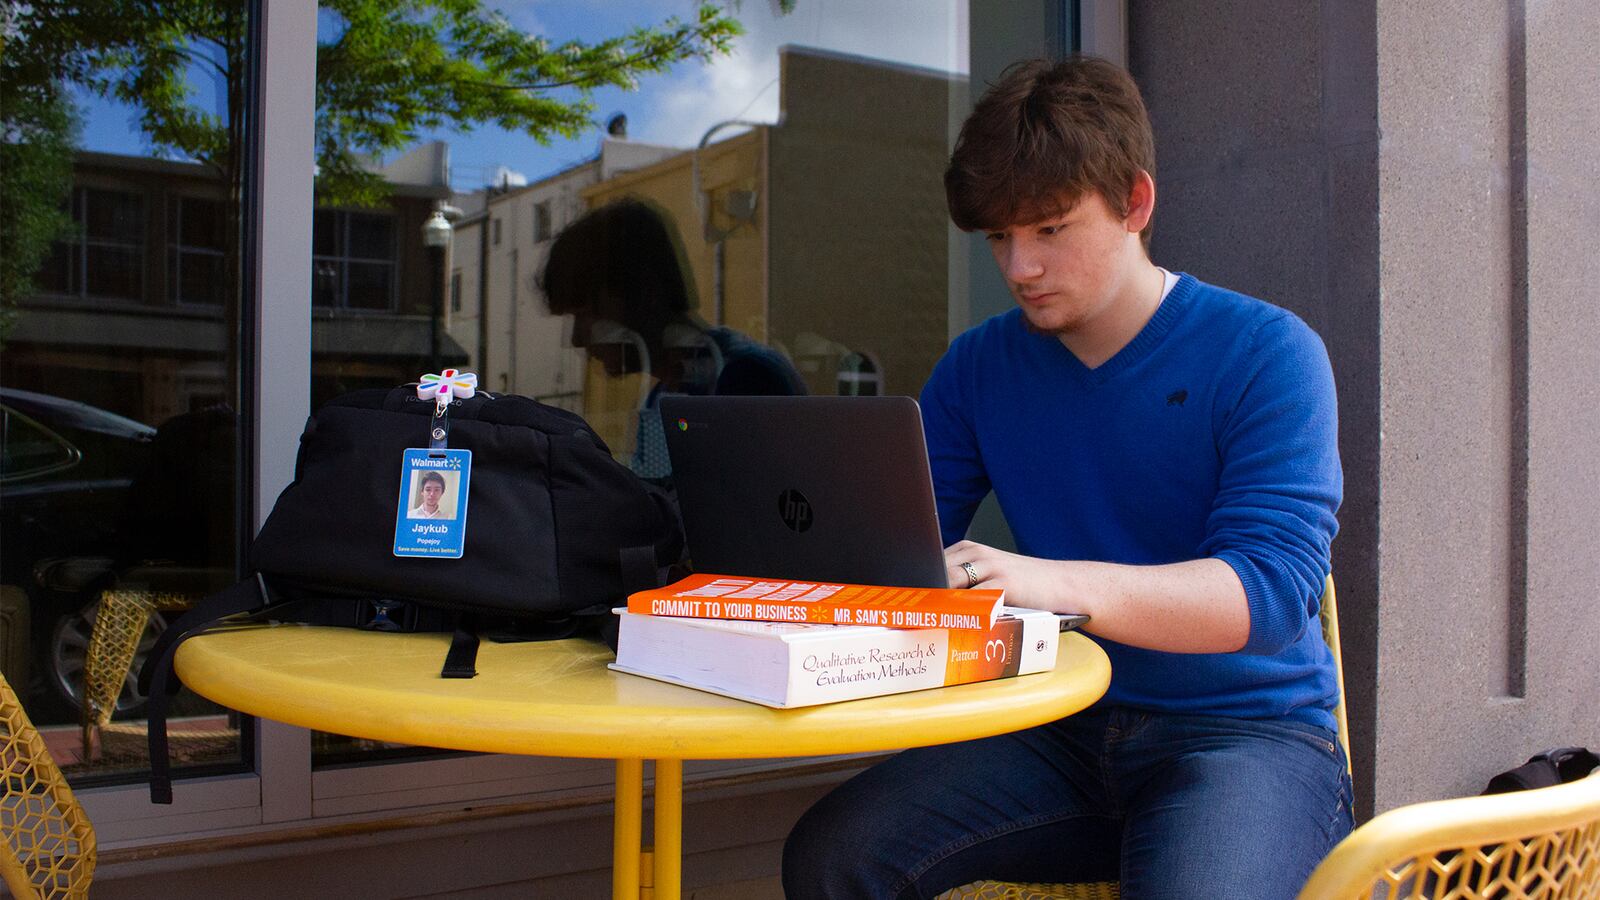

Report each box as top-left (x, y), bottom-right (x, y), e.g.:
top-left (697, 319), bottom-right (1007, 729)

top-left (175, 624), bottom-right (1111, 900)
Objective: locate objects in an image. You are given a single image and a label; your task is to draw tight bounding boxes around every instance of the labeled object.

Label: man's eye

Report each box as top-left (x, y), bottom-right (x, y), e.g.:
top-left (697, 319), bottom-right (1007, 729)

top-left (985, 232), bottom-right (1006, 242)
top-left (1039, 224), bottom-right (1063, 236)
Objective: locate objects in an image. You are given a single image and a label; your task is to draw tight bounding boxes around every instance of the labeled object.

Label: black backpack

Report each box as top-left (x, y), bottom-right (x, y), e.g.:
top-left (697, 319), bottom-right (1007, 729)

top-left (139, 386), bottom-right (683, 803)
top-left (1482, 746), bottom-right (1600, 794)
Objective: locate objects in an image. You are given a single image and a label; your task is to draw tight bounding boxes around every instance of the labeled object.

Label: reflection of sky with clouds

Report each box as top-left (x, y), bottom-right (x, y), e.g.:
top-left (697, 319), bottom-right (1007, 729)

top-left (69, 1), bottom-right (967, 191)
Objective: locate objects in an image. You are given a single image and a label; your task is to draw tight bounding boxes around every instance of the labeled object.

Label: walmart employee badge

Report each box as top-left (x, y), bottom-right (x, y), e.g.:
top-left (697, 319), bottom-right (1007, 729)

top-left (393, 448), bottom-right (471, 558)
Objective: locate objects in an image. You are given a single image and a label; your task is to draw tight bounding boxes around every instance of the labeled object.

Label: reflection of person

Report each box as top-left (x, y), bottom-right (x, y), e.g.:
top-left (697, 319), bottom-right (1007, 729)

top-left (784, 58), bottom-right (1348, 898)
top-left (541, 198), bottom-right (805, 479)
top-left (113, 403), bottom-right (238, 594)
top-left (407, 471), bottom-right (450, 519)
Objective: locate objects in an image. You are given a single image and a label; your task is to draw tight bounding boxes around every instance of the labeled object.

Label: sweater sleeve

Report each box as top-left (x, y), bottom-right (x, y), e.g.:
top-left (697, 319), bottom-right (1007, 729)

top-left (919, 334), bottom-right (992, 547)
top-left (1201, 313), bottom-right (1342, 656)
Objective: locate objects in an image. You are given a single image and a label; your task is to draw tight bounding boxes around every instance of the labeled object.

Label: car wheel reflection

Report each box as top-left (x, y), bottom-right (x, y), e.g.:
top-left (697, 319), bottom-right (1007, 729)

top-left (47, 600), bottom-right (165, 716)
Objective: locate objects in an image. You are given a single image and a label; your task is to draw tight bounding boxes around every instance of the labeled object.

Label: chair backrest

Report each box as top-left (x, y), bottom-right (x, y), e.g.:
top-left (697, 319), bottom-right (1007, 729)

top-left (0, 673), bottom-right (96, 900)
top-left (1297, 769), bottom-right (1600, 899)
top-left (1320, 574), bottom-right (1352, 776)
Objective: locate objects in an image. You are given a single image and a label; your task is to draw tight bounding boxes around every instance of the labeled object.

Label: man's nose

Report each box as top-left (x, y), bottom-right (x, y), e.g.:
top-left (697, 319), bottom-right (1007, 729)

top-left (1000, 242), bottom-right (1044, 283)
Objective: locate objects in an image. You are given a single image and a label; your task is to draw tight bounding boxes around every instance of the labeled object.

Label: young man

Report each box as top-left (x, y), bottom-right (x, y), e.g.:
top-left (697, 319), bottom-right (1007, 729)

top-left (782, 57), bottom-right (1350, 899)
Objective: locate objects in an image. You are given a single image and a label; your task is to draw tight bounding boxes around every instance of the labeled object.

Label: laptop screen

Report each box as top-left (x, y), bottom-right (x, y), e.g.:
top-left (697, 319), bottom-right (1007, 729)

top-left (659, 395), bottom-right (948, 588)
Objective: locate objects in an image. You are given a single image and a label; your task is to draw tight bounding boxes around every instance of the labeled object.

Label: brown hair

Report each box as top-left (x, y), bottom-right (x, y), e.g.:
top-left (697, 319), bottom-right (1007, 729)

top-left (945, 56), bottom-right (1155, 244)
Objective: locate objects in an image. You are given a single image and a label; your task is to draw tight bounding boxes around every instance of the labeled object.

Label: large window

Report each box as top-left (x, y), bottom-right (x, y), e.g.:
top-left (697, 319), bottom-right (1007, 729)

top-left (0, 2), bottom-right (250, 792)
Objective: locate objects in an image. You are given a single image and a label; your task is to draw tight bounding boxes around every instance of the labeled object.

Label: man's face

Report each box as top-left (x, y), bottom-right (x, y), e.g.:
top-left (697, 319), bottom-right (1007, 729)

top-left (565, 311), bottom-right (646, 377)
top-left (566, 310), bottom-right (595, 351)
top-left (984, 189), bottom-right (1140, 336)
top-left (422, 481), bottom-right (444, 507)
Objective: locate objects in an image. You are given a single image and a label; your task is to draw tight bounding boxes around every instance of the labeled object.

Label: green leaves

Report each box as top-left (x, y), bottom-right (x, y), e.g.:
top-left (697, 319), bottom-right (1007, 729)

top-left (309, 0), bottom-right (740, 203)
top-left (9, 0), bottom-right (743, 205)
top-left (0, 81), bottom-right (78, 338)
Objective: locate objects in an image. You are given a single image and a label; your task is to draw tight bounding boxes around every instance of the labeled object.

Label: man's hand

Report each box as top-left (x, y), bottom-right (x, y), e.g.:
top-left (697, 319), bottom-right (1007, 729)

top-left (944, 540), bottom-right (1069, 609)
top-left (943, 540), bottom-right (1253, 654)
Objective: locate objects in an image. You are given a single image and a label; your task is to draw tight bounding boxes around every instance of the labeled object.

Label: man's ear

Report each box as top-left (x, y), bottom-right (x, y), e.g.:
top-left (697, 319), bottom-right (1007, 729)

top-left (1125, 170), bottom-right (1156, 234)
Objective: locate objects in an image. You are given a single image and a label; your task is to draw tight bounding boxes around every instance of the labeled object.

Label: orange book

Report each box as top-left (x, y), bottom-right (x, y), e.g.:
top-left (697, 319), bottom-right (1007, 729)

top-left (626, 573), bottom-right (1005, 631)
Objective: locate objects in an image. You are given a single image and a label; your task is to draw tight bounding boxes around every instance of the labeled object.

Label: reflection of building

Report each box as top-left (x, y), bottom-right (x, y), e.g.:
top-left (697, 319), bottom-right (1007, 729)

top-left (582, 46), bottom-right (959, 403)
top-left (457, 46), bottom-right (959, 452)
top-left (573, 47), bottom-right (958, 449)
top-left (446, 132), bottom-right (679, 408)
top-left (766, 47), bottom-right (960, 401)
top-left (1, 145), bottom-right (465, 423)
top-left (569, 127), bottom-right (767, 450)
top-left (4, 152), bottom-right (239, 425)
top-left (307, 141), bottom-right (469, 405)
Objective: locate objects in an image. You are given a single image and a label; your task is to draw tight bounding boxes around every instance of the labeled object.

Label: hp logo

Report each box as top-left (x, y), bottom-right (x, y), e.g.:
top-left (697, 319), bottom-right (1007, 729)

top-left (778, 489), bottom-right (813, 533)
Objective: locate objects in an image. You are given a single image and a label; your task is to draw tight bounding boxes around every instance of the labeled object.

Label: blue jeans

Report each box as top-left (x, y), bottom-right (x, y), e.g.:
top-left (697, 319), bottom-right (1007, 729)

top-left (782, 706), bottom-right (1353, 900)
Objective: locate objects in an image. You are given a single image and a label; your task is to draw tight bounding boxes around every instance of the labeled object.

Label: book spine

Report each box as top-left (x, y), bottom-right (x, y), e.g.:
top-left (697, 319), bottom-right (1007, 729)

top-left (627, 578), bottom-right (998, 631)
top-left (783, 615), bottom-right (1058, 706)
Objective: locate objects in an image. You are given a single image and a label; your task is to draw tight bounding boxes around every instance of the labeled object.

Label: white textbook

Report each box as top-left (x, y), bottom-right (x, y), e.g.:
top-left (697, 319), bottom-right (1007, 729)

top-left (609, 606), bottom-right (1063, 708)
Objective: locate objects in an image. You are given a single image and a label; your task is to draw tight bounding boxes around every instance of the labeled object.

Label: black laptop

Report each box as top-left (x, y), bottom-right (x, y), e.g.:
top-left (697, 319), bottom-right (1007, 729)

top-left (658, 395), bottom-right (949, 588)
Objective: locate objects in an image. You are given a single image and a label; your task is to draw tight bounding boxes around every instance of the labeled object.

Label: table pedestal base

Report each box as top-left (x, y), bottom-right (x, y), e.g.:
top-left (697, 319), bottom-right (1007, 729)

top-left (614, 758), bottom-right (684, 900)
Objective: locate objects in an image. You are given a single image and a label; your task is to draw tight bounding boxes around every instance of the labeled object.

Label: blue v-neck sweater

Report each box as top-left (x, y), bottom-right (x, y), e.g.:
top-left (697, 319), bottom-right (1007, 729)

top-left (920, 274), bottom-right (1343, 731)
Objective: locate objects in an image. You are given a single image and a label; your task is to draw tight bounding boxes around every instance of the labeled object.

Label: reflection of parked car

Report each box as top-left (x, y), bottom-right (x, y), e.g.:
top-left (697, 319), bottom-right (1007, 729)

top-left (1, 388), bottom-right (156, 722)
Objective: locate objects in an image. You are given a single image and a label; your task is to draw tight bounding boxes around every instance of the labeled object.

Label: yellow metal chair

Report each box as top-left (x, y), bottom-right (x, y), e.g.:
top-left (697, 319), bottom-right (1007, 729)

top-left (1297, 769), bottom-right (1600, 899)
top-left (0, 673), bottom-right (96, 899)
top-left (940, 574), bottom-right (1348, 900)
top-left (82, 588), bottom-right (235, 762)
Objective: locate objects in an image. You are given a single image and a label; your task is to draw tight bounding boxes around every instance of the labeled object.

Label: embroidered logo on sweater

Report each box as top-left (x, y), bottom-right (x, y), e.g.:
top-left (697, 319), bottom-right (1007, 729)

top-left (1166, 389), bottom-right (1188, 407)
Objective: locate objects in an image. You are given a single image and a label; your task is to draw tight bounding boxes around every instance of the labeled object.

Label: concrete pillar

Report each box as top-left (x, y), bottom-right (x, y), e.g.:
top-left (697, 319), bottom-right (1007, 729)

top-left (1129, 0), bottom-right (1600, 816)
top-left (1371, 0), bottom-right (1600, 810)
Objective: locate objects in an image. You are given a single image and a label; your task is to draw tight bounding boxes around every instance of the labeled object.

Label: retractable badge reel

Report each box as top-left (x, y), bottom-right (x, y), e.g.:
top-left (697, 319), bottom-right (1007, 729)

top-left (393, 369), bottom-right (477, 558)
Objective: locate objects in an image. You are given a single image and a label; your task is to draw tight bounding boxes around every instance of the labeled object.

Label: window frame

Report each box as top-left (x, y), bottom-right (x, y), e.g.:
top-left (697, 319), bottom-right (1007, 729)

top-left (38, 186), bottom-right (148, 304)
top-left (311, 208), bottom-right (400, 312)
top-left (169, 193), bottom-right (230, 308)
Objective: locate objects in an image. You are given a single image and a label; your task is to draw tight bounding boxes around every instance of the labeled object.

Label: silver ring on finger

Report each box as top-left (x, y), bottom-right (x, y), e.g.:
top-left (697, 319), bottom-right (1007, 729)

top-left (961, 561), bottom-right (979, 589)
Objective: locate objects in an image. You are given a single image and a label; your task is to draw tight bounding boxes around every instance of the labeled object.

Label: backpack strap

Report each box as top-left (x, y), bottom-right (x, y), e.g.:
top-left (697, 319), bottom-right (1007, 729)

top-left (645, 487), bottom-right (685, 568)
top-left (141, 574), bottom-right (304, 804)
top-left (620, 544), bottom-right (662, 596)
top-left (441, 613), bottom-right (480, 679)
top-left (438, 606), bottom-right (588, 675)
